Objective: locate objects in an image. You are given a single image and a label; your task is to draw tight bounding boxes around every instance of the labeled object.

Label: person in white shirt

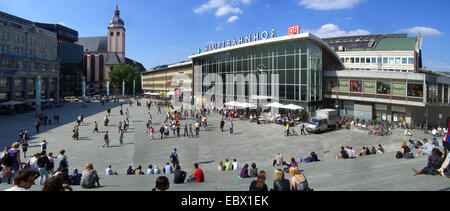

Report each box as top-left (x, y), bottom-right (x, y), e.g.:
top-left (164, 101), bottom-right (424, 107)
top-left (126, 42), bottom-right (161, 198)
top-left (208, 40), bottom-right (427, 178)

top-left (106, 165), bottom-right (114, 175)
top-left (432, 128), bottom-right (437, 136)
top-left (4, 169), bottom-right (37, 191)
top-left (417, 139), bottom-right (434, 155)
top-left (232, 159), bottom-right (239, 171)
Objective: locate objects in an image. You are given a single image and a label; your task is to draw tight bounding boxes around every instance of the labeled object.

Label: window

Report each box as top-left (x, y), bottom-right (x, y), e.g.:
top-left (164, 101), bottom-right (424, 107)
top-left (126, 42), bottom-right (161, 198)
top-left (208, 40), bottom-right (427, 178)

top-left (377, 57), bottom-right (382, 64)
top-left (350, 80), bottom-right (362, 92)
top-left (395, 57), bottom-right (401, 64)
top-left (355, 58), bottom-right (360, 63)
top-left (14, 78), bottom-right (22, 87)
top-left (407, 83), bottom-right (423, 97)
top-left (350, 57), bottom-right (354, 63)
top-left (110, 32), bottom-right (113, 36)
top-left (408, 58), bottom-right (414, 64)
top-left (377, 81), bottom-right (390, 95)
top-left (117, 32), bottom-right (120, 36)
top-left (371, 57), bottom-right (376, 63)
top-left (361, 57), bottom-right (365, 64)
top-left (389, 58), bottom-right (394, 64)
top-left (383, 57), bottom-right (388, 64)
top-left (402, 58), bottom-right (407, 64)
top-left (345, 58), bottom-right (350, 63)
top-left (0, 78), bottom-right (7, 87)
top-left (366, 58), bottom-right (370, 63)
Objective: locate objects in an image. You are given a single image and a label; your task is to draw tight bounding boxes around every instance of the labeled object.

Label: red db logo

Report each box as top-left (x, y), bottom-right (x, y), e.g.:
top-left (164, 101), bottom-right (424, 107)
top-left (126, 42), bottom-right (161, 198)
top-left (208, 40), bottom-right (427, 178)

top-left (288, 25), bottom-right (300, 35)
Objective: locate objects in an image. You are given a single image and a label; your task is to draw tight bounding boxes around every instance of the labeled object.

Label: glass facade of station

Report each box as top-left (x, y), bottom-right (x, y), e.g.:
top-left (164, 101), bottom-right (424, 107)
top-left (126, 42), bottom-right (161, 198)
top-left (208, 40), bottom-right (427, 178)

top-left (192, 39), bottom-right (335, 113)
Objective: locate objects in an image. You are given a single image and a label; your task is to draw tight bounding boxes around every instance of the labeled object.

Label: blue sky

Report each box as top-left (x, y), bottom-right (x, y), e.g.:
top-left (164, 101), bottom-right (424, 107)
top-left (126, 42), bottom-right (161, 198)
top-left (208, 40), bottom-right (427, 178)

top-left (1, 0), bottom-right (450, 71)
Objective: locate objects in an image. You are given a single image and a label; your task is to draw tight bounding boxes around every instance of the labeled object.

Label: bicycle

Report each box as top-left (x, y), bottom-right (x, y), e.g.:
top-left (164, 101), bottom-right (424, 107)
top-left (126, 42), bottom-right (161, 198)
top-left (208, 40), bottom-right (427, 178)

top-left (284, 128), bottom-right (298, 136)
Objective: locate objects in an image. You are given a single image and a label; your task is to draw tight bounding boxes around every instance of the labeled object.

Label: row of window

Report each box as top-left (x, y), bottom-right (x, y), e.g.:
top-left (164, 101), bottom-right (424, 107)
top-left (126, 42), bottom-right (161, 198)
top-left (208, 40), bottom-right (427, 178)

top-left (0, 31), bottom-right (56, 48)
top-left (345, 68), bottom-right (414, 73)
top-left (0, 78), bottom-right (57, 88)
top-left (0, 44), bottom-right (56, 60)
top-left (0, 59), bottom-right (57, 71)
top-left (341, 57), bottom-right (414, 65)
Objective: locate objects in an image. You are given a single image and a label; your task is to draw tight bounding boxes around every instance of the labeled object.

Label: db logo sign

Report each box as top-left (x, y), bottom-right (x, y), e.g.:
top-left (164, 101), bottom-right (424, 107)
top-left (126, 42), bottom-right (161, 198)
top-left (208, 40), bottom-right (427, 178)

top-left (288, 25), bottom-right (300, 35)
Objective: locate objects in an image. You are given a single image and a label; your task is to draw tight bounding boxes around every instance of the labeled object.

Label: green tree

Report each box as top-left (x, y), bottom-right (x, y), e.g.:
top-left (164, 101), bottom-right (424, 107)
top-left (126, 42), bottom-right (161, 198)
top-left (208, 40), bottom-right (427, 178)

top-left (109, 63), bottom-right (141, 94)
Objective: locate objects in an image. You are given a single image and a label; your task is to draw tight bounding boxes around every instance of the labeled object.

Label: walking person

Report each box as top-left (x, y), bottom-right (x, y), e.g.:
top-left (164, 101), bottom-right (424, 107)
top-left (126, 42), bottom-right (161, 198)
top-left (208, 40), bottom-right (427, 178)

top-left (220, 119), bottom-right (225, 132)
top-left (149, 125), bottom-right (154, 140)
top-left (37, 152), bottom-right (51, 185)
top-left (118, 121), bottom-right (122, 133)
top-left (176, 122), bottom-right (181, 137)
top-left (183, 124), bottom-right (188, 137)
top-left (119, 129), bottom-right (124, 145)
top-left (7, 142), bottom-right (22, 184)
top-left (170, 149), bottom-right (179, 169)
top-left (300, 122), bottom-right (306, 135)
top-left (93, 121), bottom-right (99, 133)
top-left (160, 125), bottom-right (165, 140)
top-left (188, 124), bottom-right (193, 138)
top-left (21, 140), bottom-right (28, 158)
top-left (35, 120), bottom-right (40, 134)
top-left (103, 131), bottom-right (110, 148)
top-left (229, 120), bottom-right (234, 134)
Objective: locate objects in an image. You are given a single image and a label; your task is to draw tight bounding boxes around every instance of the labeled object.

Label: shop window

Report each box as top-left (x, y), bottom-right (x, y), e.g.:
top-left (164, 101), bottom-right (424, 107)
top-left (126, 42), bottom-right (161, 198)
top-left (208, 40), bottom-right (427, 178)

top-left (361, 57), bottom-right (365, 64)
top-left (355, 58), bottom-right (360, 63)
top-left (377, 81), bottom-right (390, 95)
top-left (408, 58), bottom-right (414, 64)
top-left (350, 57), bottom-right (354, 63)
top-left (406, 83), bottom-right (421, 97)
top-left (366, 58), bottom-right (371, 63)
top-left (350, 80), bottom-right (362, 92)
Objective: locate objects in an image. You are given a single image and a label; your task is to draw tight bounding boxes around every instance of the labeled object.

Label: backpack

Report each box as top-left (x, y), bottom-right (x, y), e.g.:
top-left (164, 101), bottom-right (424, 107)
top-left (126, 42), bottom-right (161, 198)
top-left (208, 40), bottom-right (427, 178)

top-left (59, 157), bottom-right (68, 169)
top-left (46, 160), bottom-right (54, 171)
top-left (395, 151), bottom-right (403, 159)
top-left (1, 154), bottom-right (13, 167)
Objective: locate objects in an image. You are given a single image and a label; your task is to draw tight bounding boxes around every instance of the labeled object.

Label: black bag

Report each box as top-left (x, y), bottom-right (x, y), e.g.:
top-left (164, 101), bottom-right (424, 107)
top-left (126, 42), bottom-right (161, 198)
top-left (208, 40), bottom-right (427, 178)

top-left (404, 152), bottom-right (414, 159)
top-left (1, 154), bottom-right (13, 167)
top-left (283, 167), bottom-right (290, 173)
top-left (46, 161), bottom-right (54, 171)
top-left (395, 151), bottom-right (403, 159)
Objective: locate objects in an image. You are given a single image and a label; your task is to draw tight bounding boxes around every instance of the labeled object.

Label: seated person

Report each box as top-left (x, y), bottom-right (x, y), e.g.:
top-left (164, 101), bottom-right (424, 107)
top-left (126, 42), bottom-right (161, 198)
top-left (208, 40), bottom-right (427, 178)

top-left (272, 169), bottom-right (290, 191)
top-left (284, 157), bottom-right (298, 167)
top-left (396, 141), bottom-right (414, 159)
top-left (187, 163), bottom-right (204, 183)
top-left (377, 145), bottom-right (385, 154)
top-left (273, 153), bottom-right (283, 167)
top-left (417, 139), bottom-right (434, 156)
top-left (173, 165), bottom-right (186, 184)
top-left (412, 148), bottom-right (444, 176)
top-left (224, 159), bottom-right (231, 171)
top-left (68, 168), bottom-right (82, 185)
top-left (240, 164), bottom-right (249, 178)
top-left (335, 146), bottom-right (349, 159)
top-left (80, 163), bottom-right (100, 188)
top-left (249, 163), bottom-right (258, 177)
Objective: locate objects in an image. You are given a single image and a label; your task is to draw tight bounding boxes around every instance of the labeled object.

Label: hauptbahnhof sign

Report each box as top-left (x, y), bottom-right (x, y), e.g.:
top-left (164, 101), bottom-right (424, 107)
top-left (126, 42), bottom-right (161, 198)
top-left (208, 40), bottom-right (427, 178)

top-left (204, 29), bottom-right (277, 53)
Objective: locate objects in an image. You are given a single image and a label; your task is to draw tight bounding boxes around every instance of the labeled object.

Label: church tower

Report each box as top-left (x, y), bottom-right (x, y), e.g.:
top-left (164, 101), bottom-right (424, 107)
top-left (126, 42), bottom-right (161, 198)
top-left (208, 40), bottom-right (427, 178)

top-left (108, 5), bottom-right (125, 62)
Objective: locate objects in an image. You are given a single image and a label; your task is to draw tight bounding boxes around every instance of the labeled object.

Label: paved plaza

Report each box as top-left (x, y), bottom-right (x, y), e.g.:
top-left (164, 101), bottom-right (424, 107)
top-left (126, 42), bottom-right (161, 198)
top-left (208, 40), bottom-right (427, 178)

top-left (0, 100), bottom-right (448, 191)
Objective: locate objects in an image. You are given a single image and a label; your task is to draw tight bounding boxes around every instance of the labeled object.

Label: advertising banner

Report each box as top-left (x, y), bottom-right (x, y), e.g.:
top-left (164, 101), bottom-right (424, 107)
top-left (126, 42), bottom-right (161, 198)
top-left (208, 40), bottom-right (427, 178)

top-left (338, 80), bottom-right (349, 92)
top-left (392, 82), bottom-right (406, 96)
top-left (363, 81), bottom-right (376, 93)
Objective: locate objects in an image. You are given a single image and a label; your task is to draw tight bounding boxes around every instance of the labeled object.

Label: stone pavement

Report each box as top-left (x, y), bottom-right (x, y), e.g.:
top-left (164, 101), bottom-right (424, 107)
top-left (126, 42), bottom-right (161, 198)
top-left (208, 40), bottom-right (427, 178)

top-left (0, 100), bottom-right (448, 191)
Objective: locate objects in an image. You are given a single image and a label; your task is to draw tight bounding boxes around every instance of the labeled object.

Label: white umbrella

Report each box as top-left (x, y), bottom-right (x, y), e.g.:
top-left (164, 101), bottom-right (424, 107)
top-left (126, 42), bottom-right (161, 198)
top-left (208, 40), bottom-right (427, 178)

top-left (224, 101), bottom-right (239, 106)
top-left (166, 91), bottom-right (175, 96)
top-left (285, 104), bottom-right (304, 110)
top-left (237, 102), bottom-right (256, 108)
top-left (264, 102), bottom-right (287, 108)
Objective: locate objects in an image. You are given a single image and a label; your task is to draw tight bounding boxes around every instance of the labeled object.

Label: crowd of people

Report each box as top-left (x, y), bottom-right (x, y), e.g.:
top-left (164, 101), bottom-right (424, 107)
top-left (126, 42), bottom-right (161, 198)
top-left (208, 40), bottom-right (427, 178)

top-left (1, 96), bottom-right (448, 192)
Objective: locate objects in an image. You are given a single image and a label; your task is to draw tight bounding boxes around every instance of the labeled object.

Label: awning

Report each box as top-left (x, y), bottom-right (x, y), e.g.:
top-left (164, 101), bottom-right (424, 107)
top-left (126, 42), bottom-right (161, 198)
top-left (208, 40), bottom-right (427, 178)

top-left (236, 102), bottom-right (257, 108)
top-left (0, 101), bottom-right (26, 106)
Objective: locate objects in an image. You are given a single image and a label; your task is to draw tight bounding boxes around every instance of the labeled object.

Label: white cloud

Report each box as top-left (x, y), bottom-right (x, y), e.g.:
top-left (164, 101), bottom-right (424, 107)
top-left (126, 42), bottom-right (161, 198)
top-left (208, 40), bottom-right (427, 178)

top-left (424, 61), bottom-right (450, 71)
top-left (194, 0), bottom-right (246, 17)
top-left (227, 16), bottom-right (240, 23)
top-left (398, 26), bottom-right (443, 36)
top-left (299, 0), bottom-right (365, 10)
top-left (305, 23), bottom-right (370, 38)
top-left (216, 25), bottom-right (224, 31)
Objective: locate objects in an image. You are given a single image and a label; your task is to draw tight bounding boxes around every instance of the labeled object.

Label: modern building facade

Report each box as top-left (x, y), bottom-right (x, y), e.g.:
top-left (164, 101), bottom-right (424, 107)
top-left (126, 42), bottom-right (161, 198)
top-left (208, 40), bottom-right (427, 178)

top-left (189, 32), bottom-right (343, 114)
top-left (36, 23), bottom-right (83, 97)
top-left (76, 5), bottom-right (145, 95)
top-left (142, 60), bottom-right (193, 97)
top-left (322, 33), bottom-right (450, 126)
top-left (0, 11), bottom-right (59, 103)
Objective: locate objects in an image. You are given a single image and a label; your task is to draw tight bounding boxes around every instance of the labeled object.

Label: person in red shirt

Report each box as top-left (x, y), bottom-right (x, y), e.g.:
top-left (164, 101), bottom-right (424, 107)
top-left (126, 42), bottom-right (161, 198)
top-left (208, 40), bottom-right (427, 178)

top-left (189, 163), bottom-right (204, 183)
